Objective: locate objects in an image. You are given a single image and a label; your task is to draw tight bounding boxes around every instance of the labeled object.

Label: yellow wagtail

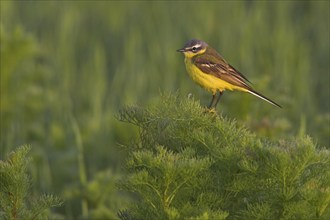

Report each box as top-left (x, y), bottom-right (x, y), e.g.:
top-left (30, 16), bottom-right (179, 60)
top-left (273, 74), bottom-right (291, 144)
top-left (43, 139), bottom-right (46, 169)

top-left (177, 39), bottom-right (281, 109)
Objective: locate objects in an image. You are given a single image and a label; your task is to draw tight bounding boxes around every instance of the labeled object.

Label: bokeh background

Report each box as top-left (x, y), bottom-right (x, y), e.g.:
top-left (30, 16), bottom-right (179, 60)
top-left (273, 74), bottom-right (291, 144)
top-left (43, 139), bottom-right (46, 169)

top-left (1, 1), bottom-right (329, 218)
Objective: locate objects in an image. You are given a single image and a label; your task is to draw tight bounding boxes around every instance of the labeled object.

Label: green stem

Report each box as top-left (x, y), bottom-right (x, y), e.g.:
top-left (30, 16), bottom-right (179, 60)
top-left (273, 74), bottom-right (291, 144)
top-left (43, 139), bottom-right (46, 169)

top-left (71, 115), bottom-right (88, 218)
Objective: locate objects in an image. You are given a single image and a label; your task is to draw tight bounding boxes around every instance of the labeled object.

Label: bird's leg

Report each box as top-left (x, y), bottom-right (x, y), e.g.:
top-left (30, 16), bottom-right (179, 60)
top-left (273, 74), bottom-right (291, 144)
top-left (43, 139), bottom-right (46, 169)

top-left (213, 91), bottom-right (224, 108)
top-left (208, 93), bottom-right (217, 109)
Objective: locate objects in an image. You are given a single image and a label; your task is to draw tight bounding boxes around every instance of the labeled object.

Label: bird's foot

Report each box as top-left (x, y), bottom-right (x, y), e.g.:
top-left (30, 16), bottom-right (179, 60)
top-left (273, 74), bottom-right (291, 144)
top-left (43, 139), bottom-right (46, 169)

top-left (203, 107), bottom-right (218, 115)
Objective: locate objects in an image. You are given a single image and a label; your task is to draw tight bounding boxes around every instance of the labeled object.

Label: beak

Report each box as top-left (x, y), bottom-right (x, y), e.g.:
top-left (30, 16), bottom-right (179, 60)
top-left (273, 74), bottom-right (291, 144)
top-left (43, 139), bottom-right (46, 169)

top-left (176, 48), bottom-right (186, 52)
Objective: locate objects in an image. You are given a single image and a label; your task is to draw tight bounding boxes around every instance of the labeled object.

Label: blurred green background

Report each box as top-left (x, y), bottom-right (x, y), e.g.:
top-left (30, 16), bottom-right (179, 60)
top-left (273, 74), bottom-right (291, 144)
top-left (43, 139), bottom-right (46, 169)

top-left (1, 1), bottom-right (329, 218)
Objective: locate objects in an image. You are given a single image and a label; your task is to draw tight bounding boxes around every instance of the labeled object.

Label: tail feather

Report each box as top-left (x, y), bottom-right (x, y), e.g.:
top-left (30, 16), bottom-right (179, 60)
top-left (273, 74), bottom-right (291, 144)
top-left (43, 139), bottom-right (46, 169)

top-left (247, 90), bottom-right (282, 108)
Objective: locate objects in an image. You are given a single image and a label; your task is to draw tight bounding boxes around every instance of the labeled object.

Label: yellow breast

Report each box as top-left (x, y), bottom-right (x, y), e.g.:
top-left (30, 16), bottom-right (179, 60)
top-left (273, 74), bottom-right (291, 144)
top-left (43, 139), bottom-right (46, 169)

top-left (184, 58), bottom-right (244, 94)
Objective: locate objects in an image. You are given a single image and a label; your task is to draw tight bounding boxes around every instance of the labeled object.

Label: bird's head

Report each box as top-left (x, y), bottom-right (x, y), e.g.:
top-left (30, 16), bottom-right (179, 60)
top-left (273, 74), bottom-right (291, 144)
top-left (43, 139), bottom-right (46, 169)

top-left (177, 39), bottom-right (208, 58)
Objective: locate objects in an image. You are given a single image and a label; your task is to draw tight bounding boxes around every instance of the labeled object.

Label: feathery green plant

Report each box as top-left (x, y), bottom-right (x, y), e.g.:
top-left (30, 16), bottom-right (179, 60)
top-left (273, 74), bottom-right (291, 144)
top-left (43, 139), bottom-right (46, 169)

top-left (0, 145), bottom-right (62, 220)
top-left (118, 94), bottom-right (330, 220)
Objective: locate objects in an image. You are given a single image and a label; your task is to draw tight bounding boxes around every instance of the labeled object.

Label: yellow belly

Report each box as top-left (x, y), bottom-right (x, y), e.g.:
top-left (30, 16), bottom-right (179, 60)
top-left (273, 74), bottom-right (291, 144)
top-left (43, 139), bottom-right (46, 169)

top-left (184, 58), bottom-right (246, 94)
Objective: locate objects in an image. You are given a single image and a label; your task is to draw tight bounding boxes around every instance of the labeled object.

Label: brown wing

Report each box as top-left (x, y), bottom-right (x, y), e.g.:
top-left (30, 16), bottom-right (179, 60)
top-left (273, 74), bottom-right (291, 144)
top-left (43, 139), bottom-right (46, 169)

top-left (228, 64), bottom-right (252, 84)
top-left (193, 50), bottom-right (252, 90)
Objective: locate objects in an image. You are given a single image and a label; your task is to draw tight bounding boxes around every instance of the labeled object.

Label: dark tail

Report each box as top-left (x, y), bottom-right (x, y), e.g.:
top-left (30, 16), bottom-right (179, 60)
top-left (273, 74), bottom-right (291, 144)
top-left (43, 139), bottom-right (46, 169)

top-left (247, 90), bottom-right (282, 108)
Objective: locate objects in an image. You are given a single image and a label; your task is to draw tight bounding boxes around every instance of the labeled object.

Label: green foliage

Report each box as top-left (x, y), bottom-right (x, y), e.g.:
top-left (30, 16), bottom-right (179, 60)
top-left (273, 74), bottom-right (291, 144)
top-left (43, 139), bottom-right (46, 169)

top-left (61, 169), bottom-right (130, 220)
top-left (0, 22), bottom-right (131, 219)
top-left (120, 146), bottom-right (217, 220)
top-left (0, 145), bottom-right (62, 220)
top-left (118, 94), bottom-right (330, 220)
top-left (0, 1), bottom-right (329, 219)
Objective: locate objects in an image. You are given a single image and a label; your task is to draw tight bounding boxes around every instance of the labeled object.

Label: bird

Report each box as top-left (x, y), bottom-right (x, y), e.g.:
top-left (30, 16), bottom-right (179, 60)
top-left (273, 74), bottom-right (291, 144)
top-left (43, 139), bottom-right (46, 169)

top-left (177, 39), bottom-right (281, 109)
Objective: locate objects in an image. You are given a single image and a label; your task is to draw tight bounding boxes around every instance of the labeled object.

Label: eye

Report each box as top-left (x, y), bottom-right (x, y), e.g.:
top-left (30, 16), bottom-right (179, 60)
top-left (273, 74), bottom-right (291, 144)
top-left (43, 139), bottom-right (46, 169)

top-left (192, 47), bottom-right (197, 52)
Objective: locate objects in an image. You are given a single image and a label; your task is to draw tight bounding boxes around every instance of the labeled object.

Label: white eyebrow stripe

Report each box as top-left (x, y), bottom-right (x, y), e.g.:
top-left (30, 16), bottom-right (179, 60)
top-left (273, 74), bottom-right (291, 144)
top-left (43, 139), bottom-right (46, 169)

top-left (187, 44), bottom-right (202, 51)
top-left (193, 43), bottom-right (202, 48)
